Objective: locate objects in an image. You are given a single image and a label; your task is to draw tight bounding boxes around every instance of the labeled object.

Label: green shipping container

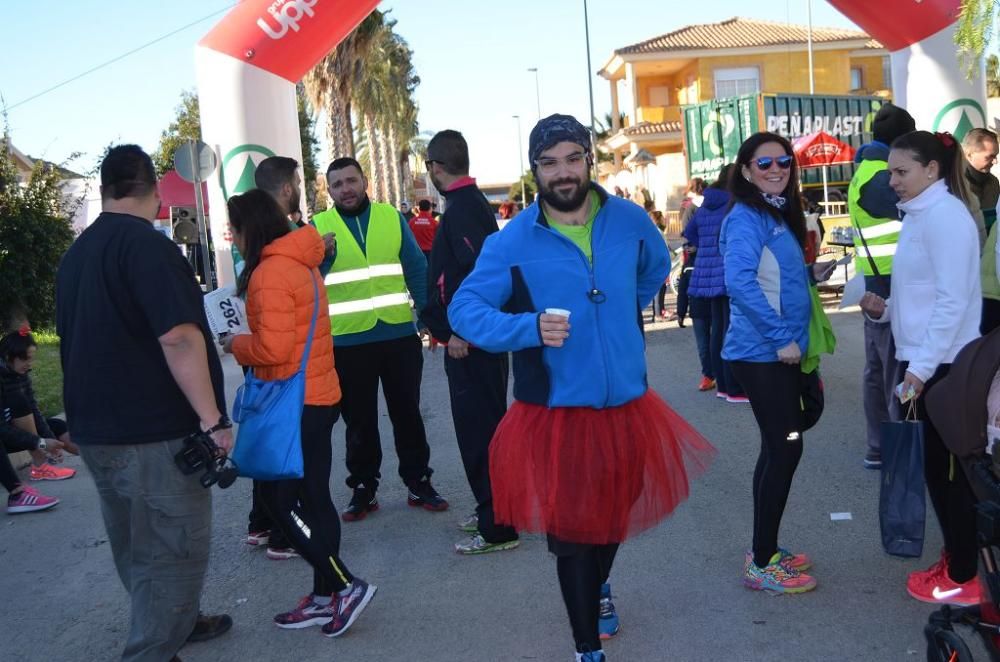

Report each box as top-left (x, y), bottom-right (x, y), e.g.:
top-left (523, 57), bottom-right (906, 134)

top-left (682, 93), bottom-right (886, 189)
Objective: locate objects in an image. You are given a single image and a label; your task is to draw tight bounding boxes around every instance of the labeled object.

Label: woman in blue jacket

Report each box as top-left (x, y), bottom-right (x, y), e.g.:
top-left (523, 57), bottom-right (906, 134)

top-left (683, 164), bottom-right (747, 401)
top-left (449, 114), bottom-right (715, 662)
top-left (721, 132), bottom-right (835, 594)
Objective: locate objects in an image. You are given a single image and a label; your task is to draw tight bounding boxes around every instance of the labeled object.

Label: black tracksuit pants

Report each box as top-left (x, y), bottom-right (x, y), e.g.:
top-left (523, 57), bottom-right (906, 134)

top-left (444, 348), bottom-right (517, 543)
top-left (258, 405), bottom-right (353, 595)
top-left (334, 335), bottom-right (432, 490)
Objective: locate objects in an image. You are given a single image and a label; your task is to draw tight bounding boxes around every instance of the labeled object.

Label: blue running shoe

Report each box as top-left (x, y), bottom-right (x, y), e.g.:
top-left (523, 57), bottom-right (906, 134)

top-left (598, 583), bottom-right (620, 640)
top-left (576, 650), bottom-right (606, 661)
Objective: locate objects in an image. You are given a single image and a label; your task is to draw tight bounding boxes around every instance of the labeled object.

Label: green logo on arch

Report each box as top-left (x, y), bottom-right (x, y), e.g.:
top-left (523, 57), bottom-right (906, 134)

top-left (932, 99), bottom-right (986, 143)
top-left (219, 144), bottom-right (276, 200)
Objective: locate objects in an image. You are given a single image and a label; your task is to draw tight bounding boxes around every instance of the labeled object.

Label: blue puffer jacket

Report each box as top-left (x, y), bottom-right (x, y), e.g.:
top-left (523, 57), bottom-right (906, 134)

top-left (720, 202), bottom-right (811, 363)
top-left (448, 186), bottom-right (670, 409)
top-left (682, 187), bottom-right (729, 298)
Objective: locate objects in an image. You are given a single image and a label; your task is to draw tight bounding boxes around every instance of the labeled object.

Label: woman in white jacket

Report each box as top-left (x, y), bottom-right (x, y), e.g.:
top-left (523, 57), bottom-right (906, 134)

top-left (860, 130), bottom-right (981, 607)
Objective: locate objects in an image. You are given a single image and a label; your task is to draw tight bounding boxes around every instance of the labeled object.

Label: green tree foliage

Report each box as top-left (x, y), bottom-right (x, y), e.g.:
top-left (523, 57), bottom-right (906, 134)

top-left (0, 138), bottom-right (76, 327)
top-left (508, 170), bottom-right (537, 205)
top-left (956, 0), bottom-right (999, 77)
top-left (296, 84), bottom-right (321, 213)
top-left (152, 90), bottom-right (201, 176)
top-left (594, 112), bottom-right (626, 163)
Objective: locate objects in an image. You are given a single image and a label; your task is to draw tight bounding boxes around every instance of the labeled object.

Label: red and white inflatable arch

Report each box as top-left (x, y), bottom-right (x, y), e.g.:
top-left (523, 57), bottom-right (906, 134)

top-left (196, 0), bottom-right (984, 287)
top-left (196, 0), bottom-right (379, 287)
top-left (828, 0), bottom-right (987, 139)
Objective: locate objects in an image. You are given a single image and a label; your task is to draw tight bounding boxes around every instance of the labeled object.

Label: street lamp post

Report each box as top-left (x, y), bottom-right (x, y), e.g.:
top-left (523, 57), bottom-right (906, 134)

top-left (528, 67), bottom-right (541, 121)
top-left (513, 114), bottom-right (527, 207)
top-left (583, 0), bottom-right (598, 181)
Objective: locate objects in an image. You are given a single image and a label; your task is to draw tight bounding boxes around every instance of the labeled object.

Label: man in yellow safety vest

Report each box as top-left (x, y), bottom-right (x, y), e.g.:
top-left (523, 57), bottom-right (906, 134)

top-left (848, 102), bottom-right (914, 470)
top-left (313, 157), bottom-right (448, 520)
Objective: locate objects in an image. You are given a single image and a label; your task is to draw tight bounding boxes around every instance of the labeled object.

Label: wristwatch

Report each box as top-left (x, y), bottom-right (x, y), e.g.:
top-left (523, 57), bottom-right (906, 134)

top-left (205, 415), bottom-right (233, 434)
top-left (37, 438), bottom-right (47, 451)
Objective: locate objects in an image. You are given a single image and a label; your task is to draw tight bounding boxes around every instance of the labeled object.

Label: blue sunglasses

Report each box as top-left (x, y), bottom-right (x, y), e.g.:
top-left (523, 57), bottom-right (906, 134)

top-left (754, 155), bottom-right (794, 170)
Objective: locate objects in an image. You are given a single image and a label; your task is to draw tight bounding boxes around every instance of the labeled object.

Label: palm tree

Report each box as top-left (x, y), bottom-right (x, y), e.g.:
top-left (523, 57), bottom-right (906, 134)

top-left (988, 54), bottom-right (1000, 98)
top-left (303, 11), bottom-right (383, 161)
top-left (384, 32), bottom-right (420, 206)
top-left (352, 15), bottom-right (421, 206)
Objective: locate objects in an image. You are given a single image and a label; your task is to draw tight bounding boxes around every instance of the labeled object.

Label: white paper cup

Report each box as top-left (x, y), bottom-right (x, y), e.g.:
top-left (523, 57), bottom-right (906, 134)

top-left (544, 308), bottom-right (571, 321)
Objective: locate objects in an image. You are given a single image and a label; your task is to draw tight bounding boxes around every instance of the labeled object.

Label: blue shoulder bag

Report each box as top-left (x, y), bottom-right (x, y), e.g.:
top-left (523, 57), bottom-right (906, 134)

top-left (231, 273), bottom-right (320, 480)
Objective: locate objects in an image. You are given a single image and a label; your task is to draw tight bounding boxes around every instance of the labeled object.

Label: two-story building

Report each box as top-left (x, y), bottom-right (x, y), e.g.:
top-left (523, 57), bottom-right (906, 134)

top-left (598, 16), bottom-right (888, 209)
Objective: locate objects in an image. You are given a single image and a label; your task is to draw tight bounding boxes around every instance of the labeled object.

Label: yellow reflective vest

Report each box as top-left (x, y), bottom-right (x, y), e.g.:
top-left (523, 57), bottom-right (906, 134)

top-left (312, 204), bottom-right (412, 336)
top-left (849, 158), bottom-right (900, 276)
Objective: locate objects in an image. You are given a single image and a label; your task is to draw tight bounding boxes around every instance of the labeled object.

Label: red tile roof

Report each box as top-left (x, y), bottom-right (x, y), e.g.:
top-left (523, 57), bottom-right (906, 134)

top-left (616, 16), bottom-right (881, 55)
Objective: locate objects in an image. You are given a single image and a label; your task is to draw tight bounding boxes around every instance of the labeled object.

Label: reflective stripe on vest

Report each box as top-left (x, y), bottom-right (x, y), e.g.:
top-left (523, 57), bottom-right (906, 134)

top-left (313, 203), bottom-right (412, 336)
top-left (848, 159), bottom-right (899, 276)
top-left (323, 263), bottom-right (405, 286)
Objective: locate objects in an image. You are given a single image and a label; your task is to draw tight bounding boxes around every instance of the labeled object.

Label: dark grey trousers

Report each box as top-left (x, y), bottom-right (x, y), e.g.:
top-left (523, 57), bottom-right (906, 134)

top-left (863, 318), bottom-right (902, 454)
top-left (81, 438), bottom-right (211, 662)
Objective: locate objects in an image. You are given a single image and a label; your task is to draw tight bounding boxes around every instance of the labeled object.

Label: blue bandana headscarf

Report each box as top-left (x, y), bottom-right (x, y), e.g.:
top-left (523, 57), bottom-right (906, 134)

top-left (528, 114), bottom-right (592, 167)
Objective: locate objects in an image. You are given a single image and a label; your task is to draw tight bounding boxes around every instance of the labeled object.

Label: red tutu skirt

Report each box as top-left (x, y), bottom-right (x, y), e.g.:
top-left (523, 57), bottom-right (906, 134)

top-left (489, 390), bottom-right (716, 545)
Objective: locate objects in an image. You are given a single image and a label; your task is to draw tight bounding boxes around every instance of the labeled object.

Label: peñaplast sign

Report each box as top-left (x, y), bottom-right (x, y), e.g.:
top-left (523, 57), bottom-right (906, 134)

top-left (765, 113), bottom-right (866, 139)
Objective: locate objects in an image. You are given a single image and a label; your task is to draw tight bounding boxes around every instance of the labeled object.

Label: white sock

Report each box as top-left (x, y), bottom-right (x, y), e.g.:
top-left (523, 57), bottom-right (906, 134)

top-left (312, 595), bottom-right (332, 606)
top-left (337, 583), bottom-right (353, 597)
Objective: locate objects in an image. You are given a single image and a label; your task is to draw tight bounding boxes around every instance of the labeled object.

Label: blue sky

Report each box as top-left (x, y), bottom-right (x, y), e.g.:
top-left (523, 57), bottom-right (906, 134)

top-left (5, 1), bottom-right (860, 184)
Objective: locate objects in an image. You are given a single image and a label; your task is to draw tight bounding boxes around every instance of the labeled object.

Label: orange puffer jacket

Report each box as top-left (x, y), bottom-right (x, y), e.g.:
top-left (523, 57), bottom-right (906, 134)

top-left (232, 226), bottom-right (340, 406)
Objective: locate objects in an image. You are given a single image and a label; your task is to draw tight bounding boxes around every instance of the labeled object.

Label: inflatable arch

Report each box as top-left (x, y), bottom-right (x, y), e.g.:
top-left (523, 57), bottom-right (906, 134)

top-left (196, 0), bottom-right (379, 287)
top-left (196, 0), bottom-right (984, 287)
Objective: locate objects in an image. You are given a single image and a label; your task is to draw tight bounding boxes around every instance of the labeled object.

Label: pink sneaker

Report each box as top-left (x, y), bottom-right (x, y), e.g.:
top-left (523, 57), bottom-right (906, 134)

top-left (30, 463), bottom-right (76, 481)
top-left (8, 486), bottom-right (59, 514)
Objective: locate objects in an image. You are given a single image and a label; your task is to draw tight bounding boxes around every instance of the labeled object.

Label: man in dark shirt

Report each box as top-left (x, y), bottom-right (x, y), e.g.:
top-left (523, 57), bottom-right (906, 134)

top-left (422, 130), bottom-right (518, 555)
top-left (56, 145), bottom-right (233, 662)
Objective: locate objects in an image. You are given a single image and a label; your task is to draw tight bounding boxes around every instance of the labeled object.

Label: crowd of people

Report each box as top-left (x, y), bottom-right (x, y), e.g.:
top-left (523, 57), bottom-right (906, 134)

top-left (4, 102), bottom-right (1000, 661)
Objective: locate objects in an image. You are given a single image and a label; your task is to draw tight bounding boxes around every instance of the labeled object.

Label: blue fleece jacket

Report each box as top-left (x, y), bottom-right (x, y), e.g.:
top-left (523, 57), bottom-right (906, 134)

top-left (720, 202), bottom-right (811, 363)
top-left (682, 187), bottom-right (729, 298)
top-left (319, 201), bottom-right (428, 347)
top-left (448, 186), bottom-right (669, 409)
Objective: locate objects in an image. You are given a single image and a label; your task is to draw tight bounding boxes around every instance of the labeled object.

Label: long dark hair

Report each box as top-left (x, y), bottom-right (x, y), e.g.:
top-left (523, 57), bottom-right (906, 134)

top-left (227, 190), bottom-right (292, 297)
top-left (890, 130), bottom-right (973, 207)
top-left (0, 326), bottom-right (36, 364)
top-left (728, 132), bottom-right (807, 248)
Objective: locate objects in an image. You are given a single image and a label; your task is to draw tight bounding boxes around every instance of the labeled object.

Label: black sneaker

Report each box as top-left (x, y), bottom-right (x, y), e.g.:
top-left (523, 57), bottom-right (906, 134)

top-left (342, 485), bottom-right (379, 522)
top-left (406, 477), bottom-right (449, 512)
top-left (322, 578), bottom-right (377, 638)
top-left (186, 612), bottom-right (233, 643)
top-left (863, 452), bottom-right (882, 470)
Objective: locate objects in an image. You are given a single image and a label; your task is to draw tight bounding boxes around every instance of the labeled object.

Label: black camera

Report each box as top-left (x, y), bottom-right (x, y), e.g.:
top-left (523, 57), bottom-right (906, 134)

top-left (175, 430), bottom-right (239, 489)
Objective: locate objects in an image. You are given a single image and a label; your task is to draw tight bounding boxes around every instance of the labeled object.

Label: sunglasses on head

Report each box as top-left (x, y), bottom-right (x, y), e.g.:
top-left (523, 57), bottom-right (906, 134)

top-left (754, 155), bottom-right (794, 171)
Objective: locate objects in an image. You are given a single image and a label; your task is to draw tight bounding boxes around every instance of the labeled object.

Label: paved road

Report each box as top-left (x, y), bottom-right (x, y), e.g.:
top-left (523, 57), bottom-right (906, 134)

top-left (1, 308), bottom-right (975, 661)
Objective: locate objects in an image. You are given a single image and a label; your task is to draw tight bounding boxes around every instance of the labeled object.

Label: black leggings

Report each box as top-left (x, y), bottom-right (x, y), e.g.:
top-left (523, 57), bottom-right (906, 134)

top-left (259, 404), bottom-right (354, 595)
top-left (731, 361), bottom-right (804, 568)
top-left (908, 362), bottom-right (979, 583)
top-left (549, 536), bottom-right (619, 654)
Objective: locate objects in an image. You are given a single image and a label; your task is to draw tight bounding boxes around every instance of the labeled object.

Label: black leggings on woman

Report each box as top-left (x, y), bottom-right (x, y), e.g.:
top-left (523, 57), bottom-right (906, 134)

top-left (730, 361), bottom-right (804, 569)
top-left (907, 362), bottom-right (979, 583)
top-left (259, 404), bottom-right (353, 595)
top-left (549, 536), bottom-right (619, 654)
